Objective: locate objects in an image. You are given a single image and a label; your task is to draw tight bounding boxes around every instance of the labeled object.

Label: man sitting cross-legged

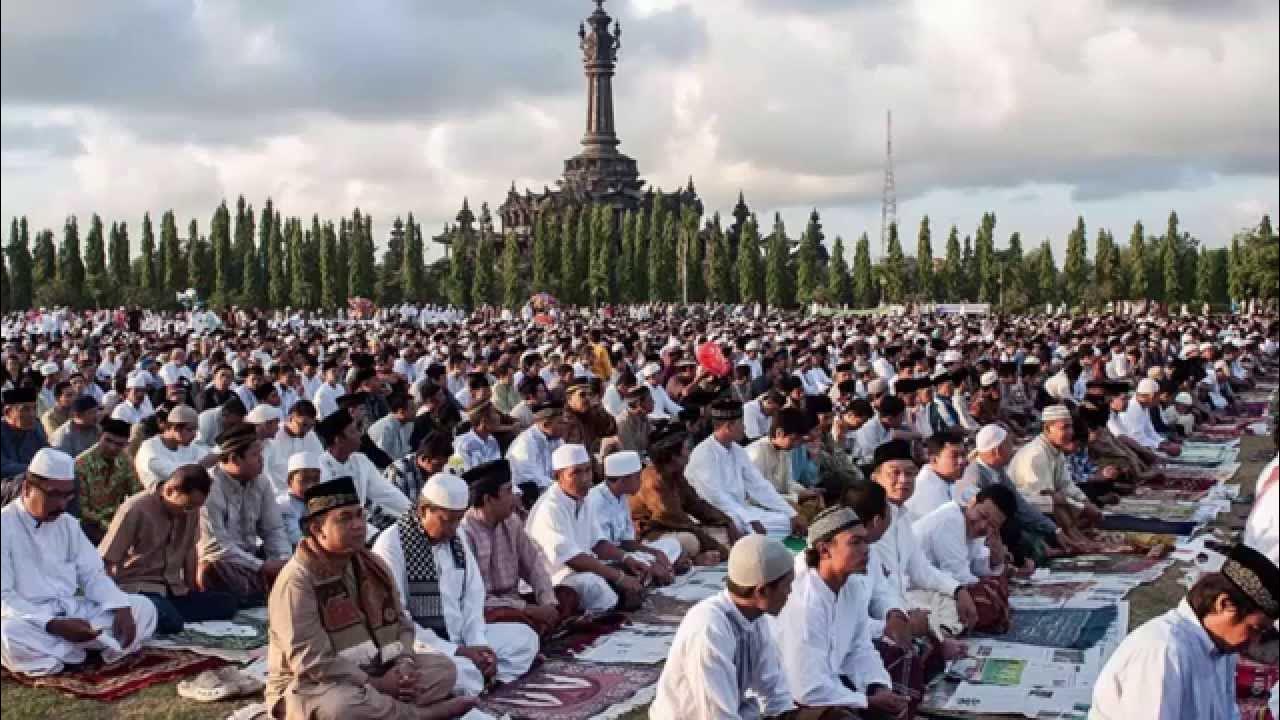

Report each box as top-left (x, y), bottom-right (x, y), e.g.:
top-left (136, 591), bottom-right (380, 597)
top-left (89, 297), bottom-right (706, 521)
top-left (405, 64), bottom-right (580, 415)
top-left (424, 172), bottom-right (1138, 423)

top-left (99, 464), bottom-right (239, 634)
top-left (629, 426), bottom-right (733, 565)
top-left (373, 472), bottom-right (538, 696)
top-left (460, 459), bottom-right (580, 639)
top-left (773, 506), bottom-right (911, 718)
top-left (526, 443), bottom-right (648, 613)
top-left (1009, 405), bottom-right (1103, 553)
top-left (589, 450), bottom-right (687, 584)
top-left (651, 535), bottom-right (803, 719)
top-left (913, 485), bottom-right (1019, 635)
top-left (265, 476), bottom-right (473, 720)
top-left (1, 448), bottom-right (158, 676)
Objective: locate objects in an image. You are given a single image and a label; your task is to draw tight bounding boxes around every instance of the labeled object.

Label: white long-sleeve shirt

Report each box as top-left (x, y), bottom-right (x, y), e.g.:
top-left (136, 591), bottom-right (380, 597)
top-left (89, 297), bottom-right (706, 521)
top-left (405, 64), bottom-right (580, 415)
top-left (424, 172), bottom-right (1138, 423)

top-left (685, 435), bottom-right (797, 534)
top-left (506, 425), bottom-right (559, 491)
top-left (2, 499), bottom-right (131, 628)
top-left (320, 451), bottom-right (412, 541)
top-left (262, 427), bottom-right (325, 495)
top-left (852, 415), bottom-right (892, 464)
top-left (1243, 456), bottom-right (1279, 565)
top-left (651, 590), bottom-right (794, 720)
top-left (743, 399), bottom-right (771, 440)
top-left (902, 465), bottom-right (955, 522)
top-left (870, 504), bottom-right (961, 601)
top-left (134, 435), bottom-right (209, 489)
top-left (1119, 397), bottom-right (1165, 449)
top-left (913, 502), bottom-right (998, 586)
top-left (371, 524), bottom-right (488, 657)
top-left (1091, 601), bottom-right (1239, 720)
top-left (312, 382), bottom-right (344, 419)
top-left (771, 560), bottom-right (891, 709)
top-left (525, 484), bottom-right (605, 584)
top-left (453, 431), bottom-right (501, 472)
top-left (646, 382), bottom-right (684, 419)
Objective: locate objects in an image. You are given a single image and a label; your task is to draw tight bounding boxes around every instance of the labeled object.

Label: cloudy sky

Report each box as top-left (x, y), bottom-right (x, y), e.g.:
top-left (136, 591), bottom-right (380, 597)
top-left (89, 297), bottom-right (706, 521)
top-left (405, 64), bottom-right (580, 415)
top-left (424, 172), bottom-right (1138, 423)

top-left (2, 0), bottom-right (1276, 264)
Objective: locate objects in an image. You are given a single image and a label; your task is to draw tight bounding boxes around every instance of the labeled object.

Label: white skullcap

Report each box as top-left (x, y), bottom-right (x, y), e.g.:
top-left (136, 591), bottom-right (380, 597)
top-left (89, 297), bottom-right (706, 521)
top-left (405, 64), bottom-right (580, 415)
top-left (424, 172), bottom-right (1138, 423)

top-left (125, 374), bottom-right (149, 389)
top-left (1135, 378), bottom-right (1159, 395)
top-left (158, 366), bottom-right (181, 385)
top-left (941, 350), bottom-right (962, 365)
top-left (867, 378), bottom-right (889, 395)
top-left (980, 370), bottom-right (999, 387)
top-left (166, 404), bottom-right (198, 425)
top-left (40, 362), bottom-right (60, 376)
top-left (421, 472), bottom-right (469, 511)
top-left (975, 425), bottom-right (1008, 453)
top-left (1045, 373), bottom-right (1071, 400)
top-left (1199, 342), bottom-right (1213, 351)
top-left (604, 451), bottom-right (642, 478)
top-left (1041, 404), bottom-right (1072, 423)
top-left (727, 534), bottom-right (794, 588)
top-left (640, 363), bottom-right (662, 379)
top-left (28, 448), bottom-right (74, 481)
top-left (551, 443), bottom-right (591, 471)
top-left (745, 340), bottom-right (760, 351)
top-left (287, 451), bottom-right (324, 475)
top-left (245, 404), bottom-right (282, 424)
top-left (1174, 392), bottom-right (1193, 405)
top-left (1214, 360), bottom-right (1228, 370)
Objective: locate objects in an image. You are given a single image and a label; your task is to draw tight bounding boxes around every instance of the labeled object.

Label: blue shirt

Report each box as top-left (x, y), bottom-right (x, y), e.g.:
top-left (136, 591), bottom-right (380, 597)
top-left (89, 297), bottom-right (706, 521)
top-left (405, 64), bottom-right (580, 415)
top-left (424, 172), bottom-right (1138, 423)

top-left (0, 421), bottom-right (48, 479)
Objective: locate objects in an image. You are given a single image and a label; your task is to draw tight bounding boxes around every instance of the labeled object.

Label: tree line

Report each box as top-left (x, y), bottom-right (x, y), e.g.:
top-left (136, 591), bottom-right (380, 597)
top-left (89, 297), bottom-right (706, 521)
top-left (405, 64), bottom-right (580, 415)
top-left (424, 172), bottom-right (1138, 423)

top-left (2, 194), bottom-right (1276, 313)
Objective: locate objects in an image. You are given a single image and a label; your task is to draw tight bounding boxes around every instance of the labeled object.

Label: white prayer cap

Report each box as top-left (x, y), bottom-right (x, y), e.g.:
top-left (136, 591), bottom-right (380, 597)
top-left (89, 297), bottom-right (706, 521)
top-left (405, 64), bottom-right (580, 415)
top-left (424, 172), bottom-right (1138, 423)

top-left (125, 374), bottom-right (149, 389)
top-left (39, 362), bottom-right (60, 376)
top-left (1044, 373), bottom-right (1071, 400)
top-left (28, 447), bottom-right (74, 481)
top-left (604, 451), bottom-right (642, 478)
top-left (745, 340), bottom-right (760, 351)
top-left (1214, 360), bottom-right (1228, 371)
top-left (640, 363), bottom-right (662, 379)
top-left (974, 425), bottom-right (1008, 453)
top-left (1174, 392), bottom-right (1193, 405)
top-left (287, 451), bottom-right (324, 475)
top-left (1041, 404), bottom-right (1072, 424)
top-left (867, 378), bottom-right (889, 395)
top-left (980, 370), bottom-right (999, 387)
top-left (1135, 378), bottom-right (1159, 396)
top-left (552, 444), bottom-right (590, 471)
top-left (244, 404), bottom-right (280, 424)
top-left (941, 350), bottom-right (962, 365)
top-left (1199, 342), bottom-right (1213, 352)
top-left (165, 404), bottom-right (198, 426)
top-left (727, 534), bottom-right (793, 588)
top-left (421, 472), bottom-right (469, 511)
top-left (158, 366), bottom-right (181, 385)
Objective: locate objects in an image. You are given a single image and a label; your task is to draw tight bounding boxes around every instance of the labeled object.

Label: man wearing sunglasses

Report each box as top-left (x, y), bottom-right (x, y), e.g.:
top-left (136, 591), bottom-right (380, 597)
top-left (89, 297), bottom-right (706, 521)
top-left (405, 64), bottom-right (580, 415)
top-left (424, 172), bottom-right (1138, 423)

top-left (1, 448), bottom-right (158, 676)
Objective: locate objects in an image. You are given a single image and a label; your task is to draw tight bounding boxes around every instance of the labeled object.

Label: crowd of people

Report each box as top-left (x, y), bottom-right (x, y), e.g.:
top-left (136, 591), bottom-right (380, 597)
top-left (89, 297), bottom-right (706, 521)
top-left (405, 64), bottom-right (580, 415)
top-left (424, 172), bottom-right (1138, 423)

top-left (0, 301), bottom-right (1277, 719)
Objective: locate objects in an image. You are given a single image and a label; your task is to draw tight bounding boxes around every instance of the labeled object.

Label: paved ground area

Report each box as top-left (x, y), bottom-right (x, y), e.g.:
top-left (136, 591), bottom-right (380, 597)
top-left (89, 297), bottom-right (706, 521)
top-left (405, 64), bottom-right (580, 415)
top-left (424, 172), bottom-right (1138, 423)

top-left (2, 434), bottom-right (1271, 720)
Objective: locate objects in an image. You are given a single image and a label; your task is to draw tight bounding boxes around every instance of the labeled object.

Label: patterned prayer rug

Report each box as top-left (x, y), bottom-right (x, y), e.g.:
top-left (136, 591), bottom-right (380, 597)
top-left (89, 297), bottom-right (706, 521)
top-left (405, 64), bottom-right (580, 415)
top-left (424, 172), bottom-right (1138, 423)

top-left (974, 606), bottom-right (1118, 650)
top-left (0, 648), bottom-right (222, 701)
top-left (146, 609), bottom-right (270, 663)
top-left (1047, 553), bottom-right (1163, 575)
top-left (543, 612), bottom-right (629, 658)
top-left (477, 659), bottom-right (661, 720)
top-left (1099, 514), bottom-right (1199, 535)
top-left (1138, 474), bottom-right (1219, 494)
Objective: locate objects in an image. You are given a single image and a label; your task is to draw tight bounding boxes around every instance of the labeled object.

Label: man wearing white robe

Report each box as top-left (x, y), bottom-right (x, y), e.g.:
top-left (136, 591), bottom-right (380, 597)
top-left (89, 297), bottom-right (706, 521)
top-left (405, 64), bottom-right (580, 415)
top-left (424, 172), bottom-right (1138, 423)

top-left (772, 507), bottom-right (909, 717)
top-left (913, 488), bottom-right (1015, 588)
top-left (641, 363), bottom-right (683, 419)
top-left (505, 406), bottom-right (563, 500)
top-left (1119, 379), bottom-right (1181, 456)
top-left (1243, 449), bottom-right (1278, 565)
top-left (372, 473), bottom-right (538, 697)
top-left (262, 401), bottom-right (324, 496)
top-left (109, 376), bottom-right (154, 424)
top-left (133, 405), bottom-right (217, 489)
top-left (903, 430), bottom-right (967, 522)
top-left (685, 400), bottom-right (805, 538)
top-left (314, 409), bottom-right (412, 541)
top-left (526, 444), bottom-right (647, 614)
top-left (651, 535), bottom-right (797, 720)
top-left (1, 449), bottom-right (158, 675)
top-left (586, 451), bottom-right (682, 582)
top-left (1091, 544), bottom-right (1278, 720)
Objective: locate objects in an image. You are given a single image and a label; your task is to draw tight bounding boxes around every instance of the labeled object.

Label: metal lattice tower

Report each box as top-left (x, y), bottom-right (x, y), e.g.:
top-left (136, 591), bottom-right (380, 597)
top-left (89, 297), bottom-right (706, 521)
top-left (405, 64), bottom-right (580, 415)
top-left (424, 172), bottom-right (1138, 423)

top-left (879, 109), bottom-right (897, 261)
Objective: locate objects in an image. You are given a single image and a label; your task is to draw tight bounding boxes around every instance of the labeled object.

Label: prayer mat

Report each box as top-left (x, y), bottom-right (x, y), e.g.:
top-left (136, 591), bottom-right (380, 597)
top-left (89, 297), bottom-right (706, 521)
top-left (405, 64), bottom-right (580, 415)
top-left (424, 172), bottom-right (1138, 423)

top-left (0, 648), bottom-right (222, 701)
top-left (477, 659), bottom-right (661, 720)
top-left (967, 575), bottom-right (1011, 634)
top-left (1239, 655), bottom-right (1280, 706)
top-left (1109, 497), bottom-right (1202, 521)
top-left (1138, 474), bottom-right (1219, 494)
top-left (543, 612), bottom-right (629, 658)
top-left (1047, 553), bottom-right (1163, 575)
top-left (875, 637), bottom-right (944, 720)
top-left (974, 606), bottom-right (1117, 650)
top-left (1091, 531), bottom-right (1176, 555)
top-left (628, 590), bottom-right (696, 627)
top-left (146, 609), bottom-right (269, 663)
top-left (1099, 513), bottom-right (1199, 535)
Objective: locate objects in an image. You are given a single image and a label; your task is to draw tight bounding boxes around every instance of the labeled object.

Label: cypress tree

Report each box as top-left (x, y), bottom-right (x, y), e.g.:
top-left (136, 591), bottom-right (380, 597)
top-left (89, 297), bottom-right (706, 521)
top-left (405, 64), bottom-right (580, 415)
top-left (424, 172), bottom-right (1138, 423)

top-left (0, 234), bottom-right (8, 312)
top-left (502, 231), bottom-right (523, 309)
top-left (795, 209), bottom-right (822, 305)
top-left (1160, 231), bottom-right (1182, 304)
top-left (617, 210), bottom-right (636, 303)
top-left (653, 210), bottom-right (679, 302)
top-left (335, 220), bottom-right (351, 302)
top-left (318, 218), bottom-right (340, 309)
top-left (473, 231), bottom-right (497, 307)
top-left (709, 213), bottom-right (735, 303)
top-left (1062, 216), bottom-right (1088, 306)
top-left (646, 201), bottom-right (666, 304)
top-left (268, 211), bottom-right (287, 308)
top-left (1093, 228), bottom-right (1116, 303)
top-left (1126, 221), bottom-right (1148, 300)
top-left (632, 204), bottom-right (650, 301)
top-left (960, 234), bottom-right (974, 300)
top-left (447, 224), bottom-right (473, 308)
top-left (137, 213), bottom-right (157, 291)
top-left (532, 211), bottom-right (558, 296)
top-left (33, 227), bottom-right (56, 287)
top-left (852, 232), bottom-right (874, 307)
top-left (764, 212), bottom-right (793, 307)
top-left (915, 215), bottom-right (934, 301)
top-left (1037, 240), bottom-right (1058, 305)
top-left (882, 222), bottom-right (907, 304)
top-left (59, 215), bottom-right (86, 305)
top-left (1003, 231), bottom-right (1027, 309)
top-left (975, 213), bottom-right (997, 303)
top-left (241, 216), bottom-right (265, 308)
top-left (941, 226), bottom-right (962, 301)
top-left (380, 216), bottom-right (406, 306)
top-left (287, 219), bottom-right (310, 308)
top-left (560, 207), bottom-right (579, 305)
top-left (347, 210), bottom-right (376, 299)
top-left (682, 206), bottom-right (705, 302)
top-left (211, 202), bottom-right (233, 305)
top-left (185, 219), bottom-right (212, 301)
top-left (736, 213), bottom-right (764, 305)
top-left (161, 210), bottom-right (185, 294)
top-left (826, 235), bottom-right (852, 306)
top-left (83, 214), bottom-right (106, 301)
top-left (574, 206), bottom-right (591, 301)
top-left (7, 218), bottom-right (34, 310)
top-left (1194, 246), bottom-right (1214, 305)
top-left (401, 214), bottom-right (424, 305)
top-left (228, 196), bottom-right (253, 294)
top-left (588, 205), bottom-right (614, 304)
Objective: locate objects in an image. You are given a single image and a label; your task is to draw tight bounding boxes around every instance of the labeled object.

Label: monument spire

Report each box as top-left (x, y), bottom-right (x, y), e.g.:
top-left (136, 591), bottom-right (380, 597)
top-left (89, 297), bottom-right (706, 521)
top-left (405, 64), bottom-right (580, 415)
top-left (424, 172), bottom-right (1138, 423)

top-left (578, 0), bottom-right (622, 155)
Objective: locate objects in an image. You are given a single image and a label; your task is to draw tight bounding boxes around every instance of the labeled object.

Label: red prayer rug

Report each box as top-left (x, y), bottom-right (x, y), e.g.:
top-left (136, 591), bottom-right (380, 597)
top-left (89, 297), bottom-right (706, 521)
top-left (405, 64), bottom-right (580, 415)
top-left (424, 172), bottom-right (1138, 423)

top-left (0, 648), bottom-right (222, 701)
top-left (477, 659), bottom-right (660, 720)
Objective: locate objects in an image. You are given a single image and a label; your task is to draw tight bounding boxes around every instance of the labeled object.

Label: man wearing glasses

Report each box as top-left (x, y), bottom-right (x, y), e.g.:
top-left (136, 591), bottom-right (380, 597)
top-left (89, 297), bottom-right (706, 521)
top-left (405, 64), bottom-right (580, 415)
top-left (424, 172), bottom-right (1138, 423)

top-left (1, 448), bottom-right (158, 675)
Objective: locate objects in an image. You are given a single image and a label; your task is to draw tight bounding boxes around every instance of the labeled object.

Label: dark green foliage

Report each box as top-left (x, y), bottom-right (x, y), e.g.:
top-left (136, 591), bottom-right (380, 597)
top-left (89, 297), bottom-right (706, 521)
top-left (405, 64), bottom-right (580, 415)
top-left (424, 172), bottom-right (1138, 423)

top-left (881, 221), bottom-right (906, 304)
top-left (826, 235), bottom-right (852, 306)
top-left (915, 215), bottom-right (933, 301)
top-left (764, 213), bottom-right (793, 307)
top-left (795, 209), bottom-right (822, 305)
top-left (736, 213), bottom-right (764, 305)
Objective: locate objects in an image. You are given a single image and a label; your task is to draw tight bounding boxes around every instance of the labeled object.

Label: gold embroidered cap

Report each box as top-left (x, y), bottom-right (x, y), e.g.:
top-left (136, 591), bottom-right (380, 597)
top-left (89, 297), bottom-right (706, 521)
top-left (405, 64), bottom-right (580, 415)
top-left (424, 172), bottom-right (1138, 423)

top-left (303, 476), bottom-right (360, 520)
top-left (1221, 543), bottom-right (1280, 619)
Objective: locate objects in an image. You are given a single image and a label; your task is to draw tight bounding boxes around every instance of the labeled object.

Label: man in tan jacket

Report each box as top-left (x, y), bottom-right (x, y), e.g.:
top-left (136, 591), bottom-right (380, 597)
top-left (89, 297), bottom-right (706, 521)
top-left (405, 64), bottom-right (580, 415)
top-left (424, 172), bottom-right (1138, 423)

top-left (265, 475), bottom-right (472, 720)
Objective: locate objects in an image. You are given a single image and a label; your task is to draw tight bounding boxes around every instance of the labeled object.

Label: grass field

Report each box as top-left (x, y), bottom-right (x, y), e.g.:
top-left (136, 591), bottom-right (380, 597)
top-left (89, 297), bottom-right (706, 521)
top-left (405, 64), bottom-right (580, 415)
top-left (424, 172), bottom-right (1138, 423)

top-left (2, 433), bottom-right (1270, 720)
